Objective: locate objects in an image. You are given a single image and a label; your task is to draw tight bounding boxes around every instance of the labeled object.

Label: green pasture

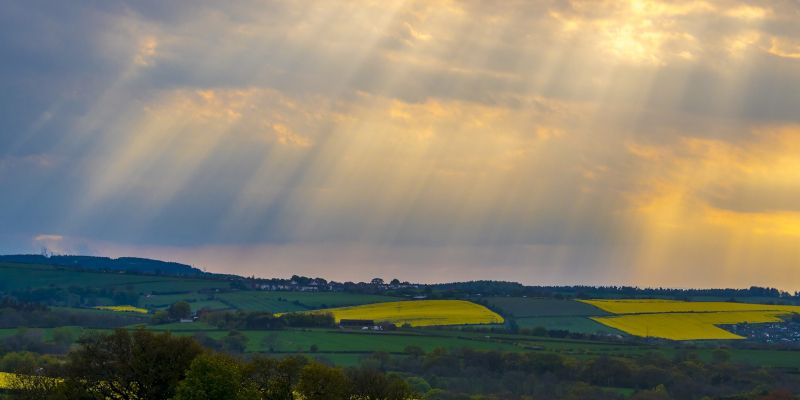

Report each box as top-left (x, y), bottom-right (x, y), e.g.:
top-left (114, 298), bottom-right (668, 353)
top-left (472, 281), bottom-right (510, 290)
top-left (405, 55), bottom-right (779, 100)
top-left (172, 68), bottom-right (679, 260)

top-left (483, 297), bottom-right (609, 318)
top-left (216, 291), bottom-right (398, 313)
top-left (515, 316), bottom-right (622, 334)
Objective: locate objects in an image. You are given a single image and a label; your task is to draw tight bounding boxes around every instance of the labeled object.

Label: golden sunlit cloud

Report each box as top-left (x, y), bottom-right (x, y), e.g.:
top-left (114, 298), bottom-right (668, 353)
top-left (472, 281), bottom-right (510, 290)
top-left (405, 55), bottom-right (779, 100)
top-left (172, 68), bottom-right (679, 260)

top-left (2, 0), bottom-right (800, 288)
top-left (625, 126), bottom-right (800, 287)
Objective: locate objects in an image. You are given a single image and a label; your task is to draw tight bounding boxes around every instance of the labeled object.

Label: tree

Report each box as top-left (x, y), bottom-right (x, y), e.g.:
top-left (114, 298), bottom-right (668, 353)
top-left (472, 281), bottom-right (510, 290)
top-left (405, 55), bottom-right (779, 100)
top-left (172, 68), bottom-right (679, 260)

top-left (151, 310), bottom-right (171, 324)
top-left (278, 356), bottom-right (308, 400)
top-left (348, 367), bottom-right (413, 400)
top-left (405, 376), bottom-right (432, 395)
top-left (630, 384), bottom-right (672, 400)
top-left (760, 389), bottom-right (797, 400)
top-left (51, 327), bottom-right (74, 351)
top-left (169, 301), bottom-right (193, 320)
top-left (242, 355), bottom-right (307, 400)
top-left (174, 353), bottom-right (254, 400)
top-left (59, 329), bottom-right (203, 399)
top-left (0, 352), bottom-right (38, 373)
top-left (297, 362), bottom-right (350, 400)
top-left (223, 330), bottom-right (249, 353)
top-left (405, 345), bottom-right (425, 358)
top-left (261, 332), bottom-right (279, 352)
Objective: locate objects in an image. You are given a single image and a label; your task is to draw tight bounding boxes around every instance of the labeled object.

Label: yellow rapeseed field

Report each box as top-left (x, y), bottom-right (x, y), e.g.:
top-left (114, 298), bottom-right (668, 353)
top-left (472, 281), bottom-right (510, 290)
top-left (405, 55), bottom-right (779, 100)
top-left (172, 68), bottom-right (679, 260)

top-left (0, 372), bottom-right (16, 389)
top-left (0, 372), bottom-right (61, 390)
top-left (580, 299), bottom-right (800, 340)
top-left (592, 311), bottom-right (789, 340)
top-left (94, 305), bottom-right (149, 314)
top-left (310, 300), bottom-right (504, 327)
top-left (581, 299), bottom-right (800, 315)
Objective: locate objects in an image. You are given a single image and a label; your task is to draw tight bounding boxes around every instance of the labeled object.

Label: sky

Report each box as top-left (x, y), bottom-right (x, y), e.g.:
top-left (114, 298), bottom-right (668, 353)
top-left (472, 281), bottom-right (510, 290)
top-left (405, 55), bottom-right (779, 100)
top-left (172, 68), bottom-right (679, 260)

top-left (1, 1), bottom-right (800, 289)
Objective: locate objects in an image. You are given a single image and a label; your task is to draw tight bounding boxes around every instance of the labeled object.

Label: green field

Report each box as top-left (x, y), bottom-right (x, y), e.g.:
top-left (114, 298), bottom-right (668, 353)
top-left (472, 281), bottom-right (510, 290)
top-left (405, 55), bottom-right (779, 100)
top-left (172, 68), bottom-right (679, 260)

top-left (483, 297), bottom-right (610, 317)
top-left (0, 326), bottom-right (88, 342)
top-left (4, 320), bottom-right (800, 371)
top-left (0, 263), bottom-right (232, 294)
top-left (515, 316), bottom-right (621, 334)
top-left (0, 263), bottom-right (165, 291)
top-left (217, 291), bottom-right (398, 313)
top-left (480, 297), bottom-right (620, 334)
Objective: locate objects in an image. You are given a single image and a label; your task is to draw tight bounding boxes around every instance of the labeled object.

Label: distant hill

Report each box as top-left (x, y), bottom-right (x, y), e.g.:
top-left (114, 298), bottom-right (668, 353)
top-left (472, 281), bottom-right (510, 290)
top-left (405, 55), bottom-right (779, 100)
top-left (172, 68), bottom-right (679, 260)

top-left (0, 254), bottom-right (205, 277)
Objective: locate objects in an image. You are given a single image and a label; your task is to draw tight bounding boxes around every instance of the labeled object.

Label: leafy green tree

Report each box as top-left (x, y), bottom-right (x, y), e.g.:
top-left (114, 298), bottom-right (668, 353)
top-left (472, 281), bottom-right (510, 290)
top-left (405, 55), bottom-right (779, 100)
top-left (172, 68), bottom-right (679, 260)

top-left (348, 367), bottom-right (414, 400)
top-left (297, 362), bottom-right (350, 400)
top-left (261, 332), bottom-right (279, 352)
top-left (0, 352), bottom-right (38, 373)
top-left (223, 330), bottom-right (249, 353)
top-left (564, 382), bottom-right (625, 400)
top-left (404, 345), bottom-right (424, 358)
top-left (59, 329), bottom-right (203, 399)
top-left (759, 389), bottom-right (797, 400)
top-left (174, 353), bottom-right (255, 400)
top-left (405, 376), bottom-right (432, 395)
top-left (169, 301), bottom-right (193, 320)
top-left (630, 384), bottom-right (672, 400)
top-left (151, 310), bottom-right (171, 324)
top-left (242, 355), bottom-right (308, 400)
top-left (51, 327), bottom-right (74, 350)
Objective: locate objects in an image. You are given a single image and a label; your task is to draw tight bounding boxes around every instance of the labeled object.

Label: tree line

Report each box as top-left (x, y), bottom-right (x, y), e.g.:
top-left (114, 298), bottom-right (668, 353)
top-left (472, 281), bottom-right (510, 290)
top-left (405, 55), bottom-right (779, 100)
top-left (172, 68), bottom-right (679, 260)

top-left (3, 328), bottom-right (799, 400)
top-left (4, 329), bottom-right (412, 400)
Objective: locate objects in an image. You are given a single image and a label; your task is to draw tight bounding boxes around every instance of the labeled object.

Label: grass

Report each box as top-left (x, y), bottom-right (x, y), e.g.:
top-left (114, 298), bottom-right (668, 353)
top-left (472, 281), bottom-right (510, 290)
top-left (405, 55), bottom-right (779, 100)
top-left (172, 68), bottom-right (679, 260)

top-left (124, 279), bottom-right (231, 294)
top-left (0, 326), bottom-right (89, 342)
top-left (306, 300), bottom-right (504, 327)
top-left (141, 293), bottom-right (212, 307)
top-left (484, 297), bottom-right (610, 317)
top-left (0, 263), bottom-right (232, 294)
top-left (164, 328), bottom-right (524, 354)
top-left (723, 348), bottom-right (800, 369)
top-left (146, 322), bottom-right (219, 331)
top-left (582, 299), bottom-right (800, 340)
top-left (0, 263), bottom-right (165, 291)
top-left (515, 316), bottom-right (621, 334)
top-left (187, 300), bottom-right (231, 312)
top-left (6, 322), bottom-right (800, 370)
top-left (217, 291), bottom-right (397, 313)
top-left (480, 297), bottom-right (620, 334)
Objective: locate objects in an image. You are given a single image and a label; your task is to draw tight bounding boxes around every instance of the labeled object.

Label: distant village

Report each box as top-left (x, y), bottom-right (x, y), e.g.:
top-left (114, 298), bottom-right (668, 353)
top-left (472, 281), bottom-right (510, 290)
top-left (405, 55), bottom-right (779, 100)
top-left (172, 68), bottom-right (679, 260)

top-left (728, 319), bottom-right (800, 345)
top-left (242, 275), bottom-right (425, 295)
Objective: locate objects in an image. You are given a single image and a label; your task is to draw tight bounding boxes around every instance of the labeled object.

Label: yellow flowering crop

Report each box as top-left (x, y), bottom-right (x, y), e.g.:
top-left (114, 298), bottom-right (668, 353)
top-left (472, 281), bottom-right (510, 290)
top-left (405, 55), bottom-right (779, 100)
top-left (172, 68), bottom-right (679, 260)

top-left (581, 299), bottom-right (799, 340)
top-left (308, 300), bottom-right (504, 327)
top-left (94, 305), bottom-right (149, 314)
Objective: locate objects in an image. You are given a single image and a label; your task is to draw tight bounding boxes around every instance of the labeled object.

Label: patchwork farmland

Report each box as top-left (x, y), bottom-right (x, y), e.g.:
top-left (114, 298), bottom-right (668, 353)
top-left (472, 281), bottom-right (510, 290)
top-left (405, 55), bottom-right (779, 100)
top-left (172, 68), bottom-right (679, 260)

top-left (4, 259), bottom-right (800, 400)
top-left (582, 299), bottom-right (800, 340)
